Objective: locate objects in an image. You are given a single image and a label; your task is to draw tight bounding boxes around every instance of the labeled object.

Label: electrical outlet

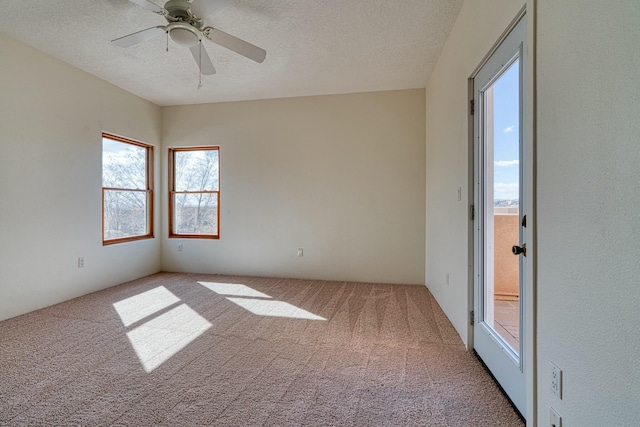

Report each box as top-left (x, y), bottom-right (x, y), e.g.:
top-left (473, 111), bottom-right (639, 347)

top-left (178, 244), bottom-right (183, 252)
top-left (446, 273), bottom-right (450, 285)
top-left (297, 248), bottom-right (304, 257)
top-left (457, 187), bottom-right (462, 201)
top-left (78, 257), bottom-right (85, 268)
top-left (550, 407), bottom-right (562, 427)
top-left (551, 362), bottom-right (562, 398)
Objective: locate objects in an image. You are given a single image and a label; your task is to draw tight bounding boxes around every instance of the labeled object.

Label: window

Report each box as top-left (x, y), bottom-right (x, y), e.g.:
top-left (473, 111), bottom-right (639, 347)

top-left (102, 133), bottom-right (154, 245)
top-left (169, 146), bottom-right (220, 239)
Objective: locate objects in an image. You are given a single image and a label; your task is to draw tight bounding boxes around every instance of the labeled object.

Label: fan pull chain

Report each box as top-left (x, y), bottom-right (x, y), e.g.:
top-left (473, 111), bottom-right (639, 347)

top-left (166, 31), bottom-right (169, 52)
top-left (198, 41), bottom-right (203, 89)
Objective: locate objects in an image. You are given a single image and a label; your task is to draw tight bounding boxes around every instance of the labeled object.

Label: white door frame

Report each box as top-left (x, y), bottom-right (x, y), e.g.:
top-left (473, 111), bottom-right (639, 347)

top-left (466, 5), bottom-right (537, 424)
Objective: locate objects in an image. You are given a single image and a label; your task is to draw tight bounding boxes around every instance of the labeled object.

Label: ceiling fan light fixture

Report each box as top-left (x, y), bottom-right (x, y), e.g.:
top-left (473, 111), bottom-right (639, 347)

top-left (168, 22), bottom-right (200, 47)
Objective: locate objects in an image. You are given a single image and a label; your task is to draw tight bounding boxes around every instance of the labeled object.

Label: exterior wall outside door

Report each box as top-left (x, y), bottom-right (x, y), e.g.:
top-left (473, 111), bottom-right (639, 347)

top-left (494, 212), bottom-right (519, 299)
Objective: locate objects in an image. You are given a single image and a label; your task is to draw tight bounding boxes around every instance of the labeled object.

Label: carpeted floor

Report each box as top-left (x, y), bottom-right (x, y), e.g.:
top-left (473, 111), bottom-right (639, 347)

top-left (0, 273), bottom-right (523, 426)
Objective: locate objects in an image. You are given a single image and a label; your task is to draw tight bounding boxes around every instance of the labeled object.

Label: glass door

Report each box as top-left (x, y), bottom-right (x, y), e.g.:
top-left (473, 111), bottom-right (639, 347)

top-left (473, 15), bottom-right (526, 415)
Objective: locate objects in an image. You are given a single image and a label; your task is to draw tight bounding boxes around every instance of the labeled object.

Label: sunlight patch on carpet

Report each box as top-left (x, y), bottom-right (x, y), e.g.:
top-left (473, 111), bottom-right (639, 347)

top-left (126, 304), bottom-right (212, 372)
top-left (226, 297), bottom-right (326, 321)
top-left (198, 281), bottom-right (326, 320)
top-left (198, 282), bottom-right (272, 298)
top-left (113, 286), bottom-right (180, 327)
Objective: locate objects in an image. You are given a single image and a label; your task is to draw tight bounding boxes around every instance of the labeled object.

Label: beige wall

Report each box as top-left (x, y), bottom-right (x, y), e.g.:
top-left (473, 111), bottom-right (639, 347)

top-left (162, 90), bottom-right (426, 284)
top-left (425, 0), bottom-right (525, 343)
top-left (536, 0), bottom-right (640, 424)
top-left (0, 37), bottom-right (425, 322)
top-left (0, 34), bottom-right (162, 322)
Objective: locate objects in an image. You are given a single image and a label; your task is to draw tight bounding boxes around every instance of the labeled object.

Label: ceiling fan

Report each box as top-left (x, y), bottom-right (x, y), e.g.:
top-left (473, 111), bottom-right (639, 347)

top-left (111, 0), bottom-right (266, 76)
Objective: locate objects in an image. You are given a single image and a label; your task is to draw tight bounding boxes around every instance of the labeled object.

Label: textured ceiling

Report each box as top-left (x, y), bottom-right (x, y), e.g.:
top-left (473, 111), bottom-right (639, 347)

top-left (0, 0), bottom-right (464, 106)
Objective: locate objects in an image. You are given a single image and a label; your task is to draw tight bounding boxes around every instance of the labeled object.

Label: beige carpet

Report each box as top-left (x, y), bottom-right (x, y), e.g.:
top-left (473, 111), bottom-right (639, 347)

top-left (0, 273), bottom-right (523, 426)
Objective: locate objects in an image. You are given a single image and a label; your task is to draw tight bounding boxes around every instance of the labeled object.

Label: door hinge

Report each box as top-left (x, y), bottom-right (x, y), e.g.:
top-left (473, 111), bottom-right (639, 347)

top-left (470, 310), bottom-right (475, 326)
top-left (470, 99), bottom-right (475, 115)
top-left (470, 204), bottom-right (475, 221)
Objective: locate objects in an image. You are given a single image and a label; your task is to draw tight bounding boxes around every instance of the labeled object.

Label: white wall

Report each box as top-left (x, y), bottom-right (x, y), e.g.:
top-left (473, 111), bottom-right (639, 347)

top-left (425, 0), bottom-right (525, 343)
top-left (162, 90), bottom-right (426, 284)
top-left (0, 34), bottom-right (162, 321)
top-left (536, 1), bottom-right (640, 424)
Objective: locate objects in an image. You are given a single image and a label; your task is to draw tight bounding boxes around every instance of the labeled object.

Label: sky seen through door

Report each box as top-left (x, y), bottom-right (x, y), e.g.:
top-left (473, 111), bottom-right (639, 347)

top-left (492, 59), bottom-right (520, 203)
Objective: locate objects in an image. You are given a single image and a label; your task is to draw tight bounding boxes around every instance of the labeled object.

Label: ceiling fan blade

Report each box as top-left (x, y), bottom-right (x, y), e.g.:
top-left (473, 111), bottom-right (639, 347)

top-left (111, 26), bottom-right (166, 47)
top-left (190, 0), bottom-right (234, 19)
top-left (189, 43), bottom-right (216, 75)
top-left (203, 28), bottom-right (266, 63)
top-left (126, 0), bottom-right (164, 13)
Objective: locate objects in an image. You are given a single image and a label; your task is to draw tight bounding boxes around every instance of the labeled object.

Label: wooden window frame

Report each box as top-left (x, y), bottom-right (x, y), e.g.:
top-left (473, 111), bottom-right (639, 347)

top-left (102, 132), bottom-right (154, 245)
top-left (168, 146), bottom-right (220, 239)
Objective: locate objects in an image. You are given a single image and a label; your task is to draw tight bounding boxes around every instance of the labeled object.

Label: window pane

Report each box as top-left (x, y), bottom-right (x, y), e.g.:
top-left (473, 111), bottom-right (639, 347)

top-left (173, 193), bottom-right (218, 235)
top-left (175, 150), bottom-right (219, 192)
top-left (104, 190), bottom-right (149, 239)
top-left (103, 138), bottom-right (147, 189)
top-left (482, 58), bottom-right (521, 354)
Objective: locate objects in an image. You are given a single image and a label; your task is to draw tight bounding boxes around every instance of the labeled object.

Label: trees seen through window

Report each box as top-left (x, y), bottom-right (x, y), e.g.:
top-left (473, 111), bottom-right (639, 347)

top-left (102, 133), bottom-right (154, 244)
top-left (169, 147), bottom-right (220, 238)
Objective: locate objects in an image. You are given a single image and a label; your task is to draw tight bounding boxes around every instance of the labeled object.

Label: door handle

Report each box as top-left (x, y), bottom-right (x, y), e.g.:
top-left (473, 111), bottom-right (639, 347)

top-left (512, 243), bottom-right (526, 256)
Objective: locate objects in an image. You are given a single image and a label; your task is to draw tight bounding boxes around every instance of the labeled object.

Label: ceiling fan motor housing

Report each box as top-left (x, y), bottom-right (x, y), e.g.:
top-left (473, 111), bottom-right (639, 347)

top-left (164, 0), bottom-right (193, 19)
